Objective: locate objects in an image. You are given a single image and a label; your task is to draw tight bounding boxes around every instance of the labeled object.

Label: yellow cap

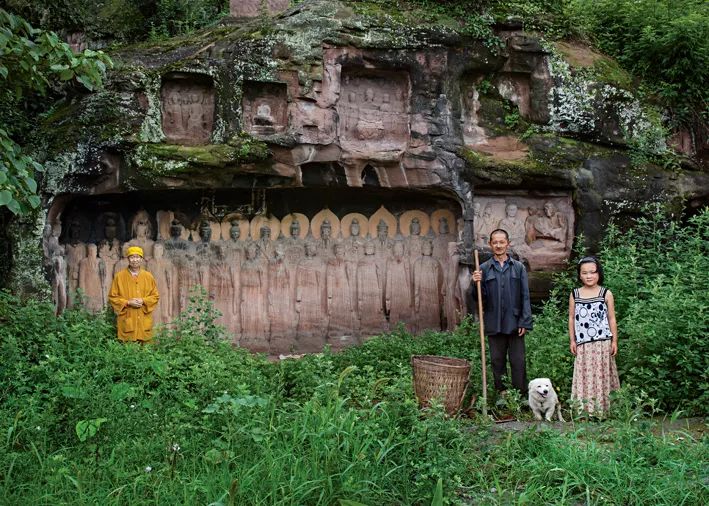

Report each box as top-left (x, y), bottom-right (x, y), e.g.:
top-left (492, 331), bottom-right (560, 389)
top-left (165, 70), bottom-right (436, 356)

top-left (126, 246), bottom-right (144, 258)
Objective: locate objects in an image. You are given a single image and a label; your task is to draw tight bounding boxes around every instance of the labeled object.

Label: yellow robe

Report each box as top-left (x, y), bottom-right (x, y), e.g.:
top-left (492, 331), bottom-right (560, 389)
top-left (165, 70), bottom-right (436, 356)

top-left (109, 268), bottom-right (160, 342)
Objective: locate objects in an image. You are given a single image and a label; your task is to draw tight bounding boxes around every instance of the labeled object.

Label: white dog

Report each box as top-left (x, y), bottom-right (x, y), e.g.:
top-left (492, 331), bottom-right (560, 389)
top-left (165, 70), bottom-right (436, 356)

top-left (528, 378), bottom-right (564, 422)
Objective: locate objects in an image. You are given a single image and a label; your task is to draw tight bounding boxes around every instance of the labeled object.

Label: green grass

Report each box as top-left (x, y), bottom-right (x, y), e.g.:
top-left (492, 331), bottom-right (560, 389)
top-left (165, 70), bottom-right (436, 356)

top-left (1, 208), bottom-right (707, 504)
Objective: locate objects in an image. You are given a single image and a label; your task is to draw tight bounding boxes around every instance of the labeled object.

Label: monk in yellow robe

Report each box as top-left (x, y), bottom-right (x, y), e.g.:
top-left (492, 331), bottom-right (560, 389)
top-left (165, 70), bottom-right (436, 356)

top-left (109, 246), bottom-right (160, 342)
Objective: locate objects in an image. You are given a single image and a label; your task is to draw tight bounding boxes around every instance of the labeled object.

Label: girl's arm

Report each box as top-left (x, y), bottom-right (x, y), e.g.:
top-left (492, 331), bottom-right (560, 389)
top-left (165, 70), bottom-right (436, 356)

top-left (606, 289), bottom-right (618, 356)
top-left (568, 292), bottom-right (576, 356)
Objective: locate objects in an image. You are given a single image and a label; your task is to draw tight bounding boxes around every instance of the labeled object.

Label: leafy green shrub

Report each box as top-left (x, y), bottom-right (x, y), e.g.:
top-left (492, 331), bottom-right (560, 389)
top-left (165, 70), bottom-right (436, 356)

top-left (530, 206), bottom-right (709, 415)
top-left (568, 0), bottom-right (709, 128)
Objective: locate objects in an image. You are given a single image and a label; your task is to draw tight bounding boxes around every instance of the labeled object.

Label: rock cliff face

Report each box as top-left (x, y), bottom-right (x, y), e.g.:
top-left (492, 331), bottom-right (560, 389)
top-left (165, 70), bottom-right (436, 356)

top-left (21, 0), bottom-right (708, 351)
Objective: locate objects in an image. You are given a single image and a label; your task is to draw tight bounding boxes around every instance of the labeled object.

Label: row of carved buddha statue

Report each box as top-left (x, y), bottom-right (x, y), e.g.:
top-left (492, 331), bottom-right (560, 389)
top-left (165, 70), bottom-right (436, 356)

top-left (44, 206), bottom-right (470, 354)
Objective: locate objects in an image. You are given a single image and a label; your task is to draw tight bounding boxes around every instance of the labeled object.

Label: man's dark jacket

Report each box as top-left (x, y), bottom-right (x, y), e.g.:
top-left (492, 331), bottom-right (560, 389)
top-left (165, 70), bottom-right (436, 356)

top-left (472, 256), bottom-right (533, 335)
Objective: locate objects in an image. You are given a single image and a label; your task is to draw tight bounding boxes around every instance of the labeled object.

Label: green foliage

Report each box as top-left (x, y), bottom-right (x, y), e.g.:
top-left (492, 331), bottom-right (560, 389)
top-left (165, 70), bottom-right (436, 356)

top-left (0, 9), bottom-right (112, 214)
top-left (5, 0), bottom-right (228, 42)
top-left (0, 210), bottom-right (707, 503)
top-left (530, 206), bottom-right (709, 414)
top-left (569, 0), bottom-right (709, 128)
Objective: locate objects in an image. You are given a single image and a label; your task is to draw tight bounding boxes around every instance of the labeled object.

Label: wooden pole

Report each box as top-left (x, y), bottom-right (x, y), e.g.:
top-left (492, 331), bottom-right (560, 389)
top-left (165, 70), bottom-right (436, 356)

top-left (474, 250), bottom-right (488, 416)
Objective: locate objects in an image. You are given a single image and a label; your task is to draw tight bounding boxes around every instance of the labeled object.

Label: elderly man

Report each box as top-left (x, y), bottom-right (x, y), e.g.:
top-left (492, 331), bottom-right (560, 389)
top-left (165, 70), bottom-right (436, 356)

top-left (472, 229), bottom-right (533, 398)
top-left (108, 246), bottom-right (160, 343)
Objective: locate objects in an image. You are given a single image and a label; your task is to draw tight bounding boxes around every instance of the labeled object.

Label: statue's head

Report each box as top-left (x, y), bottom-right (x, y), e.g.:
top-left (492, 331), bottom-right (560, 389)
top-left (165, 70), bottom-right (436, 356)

top-left (305, 241), bottom-right (317, 257)
top-left (290, 218), bottom-right (301, 238)
top-left (350, 218), bottom-right (360, 237)
top-left (153, 242), bottom-right (165, 259)
top-left (422, 239), bottom-right (433, 256)
top-left (260, 225), bottom-right (271, 240)
top-left (506, 203), bottom-right (518, 218)
top-left (246, 242), bottom-right (258, 260)
top-left (170, 219), bottom-right (183, 239)
top-left (321, 219), bottom-right (332, 240)
top-left (410, 217), bottom-right (421, 236)
top-left (229, 220), bottom-right (241, 241)
top-left (439, 216), bottom-right (449, 234)
top-left (377, 219), bottom-right (388, 240)
top-left (199, 220), bottom-right (212, 242)
top-left (334, 243), bottom-right (345, 259)
top-left (393, 241), bottom-right (404, 258)
top-left (544, 201), bottom-right (557, 217)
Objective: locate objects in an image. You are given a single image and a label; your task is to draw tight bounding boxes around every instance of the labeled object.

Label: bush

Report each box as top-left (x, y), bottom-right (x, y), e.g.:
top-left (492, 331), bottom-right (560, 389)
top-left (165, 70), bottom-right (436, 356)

top-left (529, 206), bottom-right (709, 414)
top-left (568, 0), bottom-right (709, 128)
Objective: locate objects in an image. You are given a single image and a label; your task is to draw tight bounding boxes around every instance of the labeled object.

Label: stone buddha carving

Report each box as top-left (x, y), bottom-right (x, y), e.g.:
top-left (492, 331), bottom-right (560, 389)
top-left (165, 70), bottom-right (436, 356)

top-left (268, 243), bottom-right (294, 353)
top-left (78, 243), bottom-right (104, 313)
top-left (326, 243), bottom-right (357, 349)
top-left (498, 203), bottom-right (527, 250)
top-left (150, 242), bottom-right (175, 325)
top-left (51, 244), bottom-right (68, 316)
top-left (413, 239), bottom-right (444, 332)
top-left (385, 241), bottom-right (412, 331)
top-left (295, 241), bottom-right (327, 350)
top-left (239, 242), bottom-right (268, 352)
top-left (357, 241), bottom-right (387, 336)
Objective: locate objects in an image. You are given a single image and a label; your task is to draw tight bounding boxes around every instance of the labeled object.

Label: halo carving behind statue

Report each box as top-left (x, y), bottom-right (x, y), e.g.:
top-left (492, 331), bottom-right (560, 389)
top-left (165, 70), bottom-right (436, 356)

top-left (399, 210), bottom-right (431, 237)
top-left (280, 213), bottom-right (310, 239)
top-left (431, 209), bottom-right (457, 236)
top-left (310, 209), bottom-right (341, 239)
top-left (250, 215), bottom-right (281, 240)
top-left (340, 213), bottom-right (369, 239)
top-left (368, 206), bottom-right (397, 238)
top-left (220, 213), bottom-right (250, 242)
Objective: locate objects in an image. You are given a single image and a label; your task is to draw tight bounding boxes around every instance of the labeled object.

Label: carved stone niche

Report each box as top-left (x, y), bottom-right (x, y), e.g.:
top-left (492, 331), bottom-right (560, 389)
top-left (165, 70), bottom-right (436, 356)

top-left (474, 194), bottom-right (574, 271)
top-left (230, 0), bottom-right (289, 18)
top-left (242, 81), bottom-right (288, 136)
top-left (337, 69), bottom-right (410, 157)
top-left (160, 73), bottom-right (215, 145)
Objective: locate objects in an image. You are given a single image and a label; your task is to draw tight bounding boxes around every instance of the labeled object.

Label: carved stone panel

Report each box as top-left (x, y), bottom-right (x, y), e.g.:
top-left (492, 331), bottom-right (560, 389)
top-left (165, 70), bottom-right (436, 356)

top-left (230, 0), bottom-right (289, 17)
top-left (161, 74), bottom-right (215, 145)
top-left (49, 203), bottom-right (464, 354)
top-left (474, 195), bottom-right (574, 270)
top-left (243, 81), bottom-right (288, 136)
top-left (337, 70), bottom-right (410, 157)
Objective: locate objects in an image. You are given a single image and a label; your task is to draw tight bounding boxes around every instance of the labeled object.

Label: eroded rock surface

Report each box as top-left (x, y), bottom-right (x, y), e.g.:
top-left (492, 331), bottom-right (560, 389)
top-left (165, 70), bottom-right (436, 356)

top-left (17, 0), bottom-right (708, 352)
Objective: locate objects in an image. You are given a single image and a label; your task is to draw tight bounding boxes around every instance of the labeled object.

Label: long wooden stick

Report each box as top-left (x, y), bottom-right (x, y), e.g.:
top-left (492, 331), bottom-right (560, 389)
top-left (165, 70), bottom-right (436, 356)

top-left (474, 250), bottom-right (488, 416)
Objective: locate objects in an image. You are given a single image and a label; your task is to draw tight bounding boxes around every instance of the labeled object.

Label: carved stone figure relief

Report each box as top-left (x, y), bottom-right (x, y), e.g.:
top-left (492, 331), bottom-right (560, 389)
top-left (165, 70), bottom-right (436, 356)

top-left (161, 76), bottom-right (215, 145)
top-left (51, 204), bottom-right (465, 353)
top-left (337, 70), bottom-right (410, 156)
top-left (243, 81), bottom-right (288, 136)
top-left (230, 0), bottom-right (289, 17)
top-left (473, 195), bottom-right (574, 269)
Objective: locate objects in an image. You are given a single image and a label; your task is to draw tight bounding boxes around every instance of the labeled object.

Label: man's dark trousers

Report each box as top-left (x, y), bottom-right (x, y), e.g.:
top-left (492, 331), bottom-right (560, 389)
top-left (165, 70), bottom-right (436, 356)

top-left (488, 332), bottom-right (527, 394)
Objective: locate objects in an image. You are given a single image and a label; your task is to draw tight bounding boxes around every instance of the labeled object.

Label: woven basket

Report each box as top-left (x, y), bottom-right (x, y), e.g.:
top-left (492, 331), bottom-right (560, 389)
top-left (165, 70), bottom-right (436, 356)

top-left (411, 355), bottom-right (470, 416)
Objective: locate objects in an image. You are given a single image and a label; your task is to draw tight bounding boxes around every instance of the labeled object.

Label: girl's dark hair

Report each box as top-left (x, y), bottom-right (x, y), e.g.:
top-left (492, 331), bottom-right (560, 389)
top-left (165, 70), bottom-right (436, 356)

top-left (577, 256), bottom-right (604, 285)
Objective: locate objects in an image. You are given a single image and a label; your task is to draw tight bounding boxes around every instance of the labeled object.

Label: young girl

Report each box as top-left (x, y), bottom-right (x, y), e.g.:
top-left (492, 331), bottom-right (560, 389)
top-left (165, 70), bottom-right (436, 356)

top-left (568, 256), bottom-right (620, 415)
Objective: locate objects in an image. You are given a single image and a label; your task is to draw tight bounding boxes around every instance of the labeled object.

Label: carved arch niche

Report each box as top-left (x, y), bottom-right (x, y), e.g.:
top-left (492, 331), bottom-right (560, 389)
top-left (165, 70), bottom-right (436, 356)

top-left (243, 80), bottom-right (288, 136)
top-left (337, 68), bottom-right (410, 156)
top-left (160, 72), bottom-right (215, 145)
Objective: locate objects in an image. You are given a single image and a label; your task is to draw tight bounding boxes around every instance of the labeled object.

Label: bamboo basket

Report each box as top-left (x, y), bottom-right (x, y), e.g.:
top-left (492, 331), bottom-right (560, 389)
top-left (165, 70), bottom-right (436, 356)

top-left (411, 355), bottom-right (470, 416)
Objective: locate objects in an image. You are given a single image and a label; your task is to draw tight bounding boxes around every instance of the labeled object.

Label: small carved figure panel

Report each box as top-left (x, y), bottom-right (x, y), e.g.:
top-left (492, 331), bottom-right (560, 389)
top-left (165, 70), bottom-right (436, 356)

top-left (474, 195), bottom-right (574, 270)
top-left (243, 81), bottom-right (288, 136)
top-left (230, 0), bottom-right (289, 17)
top-left (161, 77), bottom-right (215, 145)
top-left (338, 71), bottom-right (410, 154)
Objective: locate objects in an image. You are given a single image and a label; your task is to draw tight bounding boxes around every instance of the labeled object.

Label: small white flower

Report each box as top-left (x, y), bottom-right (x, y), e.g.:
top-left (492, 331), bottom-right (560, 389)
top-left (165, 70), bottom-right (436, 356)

top-left (144, 466), bottom-right (152, 473)
top-left (171, 443), bottom-right (180, 452)
top-left (36, 426), bottom-right (41, 431)
top-left (130, 404), bottom-right (136, 409)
